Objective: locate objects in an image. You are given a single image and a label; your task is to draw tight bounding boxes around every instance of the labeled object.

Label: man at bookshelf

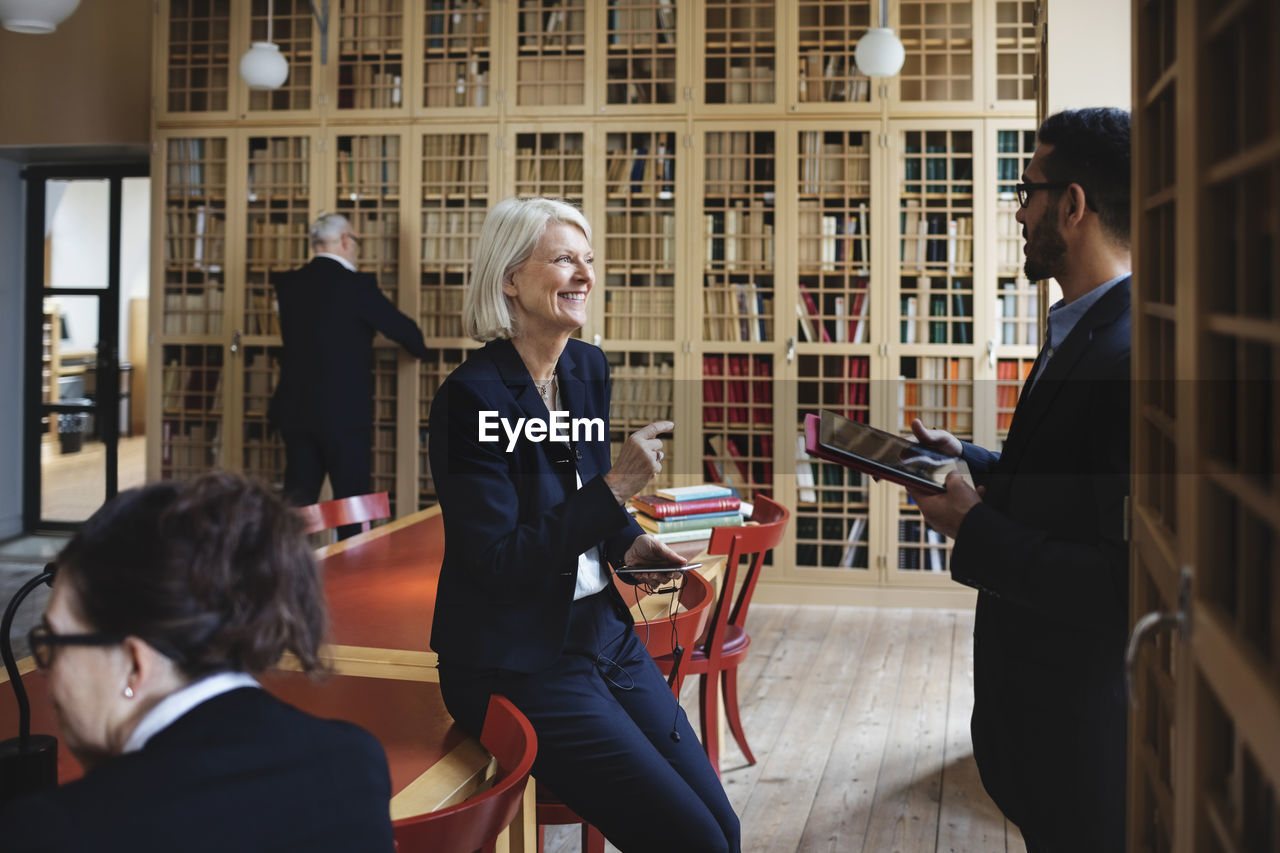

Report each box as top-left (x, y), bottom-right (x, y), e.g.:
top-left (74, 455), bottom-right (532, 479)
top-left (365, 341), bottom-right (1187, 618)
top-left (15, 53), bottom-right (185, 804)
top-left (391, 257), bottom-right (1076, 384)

top-left (905, 108), bottom-right (1132, 853)
top-left (270, 212), bottom-right (430, 531)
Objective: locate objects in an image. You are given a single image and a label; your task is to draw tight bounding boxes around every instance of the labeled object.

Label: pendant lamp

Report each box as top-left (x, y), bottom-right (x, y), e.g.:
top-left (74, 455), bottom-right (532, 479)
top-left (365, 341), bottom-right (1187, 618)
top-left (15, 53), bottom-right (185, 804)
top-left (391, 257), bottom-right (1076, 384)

top-left (855, 0), bottom-right (906, 78)
top-left (240, 0), bottom-right (290, 90)
top-left (0, 0), bottom-right (80, 34)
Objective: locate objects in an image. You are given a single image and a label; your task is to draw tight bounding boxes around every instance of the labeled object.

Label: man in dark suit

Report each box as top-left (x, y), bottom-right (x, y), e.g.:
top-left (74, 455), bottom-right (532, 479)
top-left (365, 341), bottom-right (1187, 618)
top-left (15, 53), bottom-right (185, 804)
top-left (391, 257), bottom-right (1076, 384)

top-left (907, 108), bottom-right (1132, 852)
top-left (271, 213), bottom-right (430, 513)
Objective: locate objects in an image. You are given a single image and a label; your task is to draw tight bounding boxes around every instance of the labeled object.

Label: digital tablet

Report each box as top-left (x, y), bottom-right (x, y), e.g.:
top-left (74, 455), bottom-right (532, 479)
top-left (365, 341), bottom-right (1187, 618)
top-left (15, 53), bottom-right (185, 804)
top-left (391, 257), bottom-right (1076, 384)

top-left (614, 562), bottom-right (702, 575)
top-left (805, 411), bottom-right (973, 494)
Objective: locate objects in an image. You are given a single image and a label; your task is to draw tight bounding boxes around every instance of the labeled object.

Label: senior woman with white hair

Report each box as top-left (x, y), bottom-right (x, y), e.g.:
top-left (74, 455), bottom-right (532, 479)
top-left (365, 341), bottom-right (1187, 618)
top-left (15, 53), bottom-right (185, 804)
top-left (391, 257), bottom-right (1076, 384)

top-left (429, 197), bottom-right (739, 852)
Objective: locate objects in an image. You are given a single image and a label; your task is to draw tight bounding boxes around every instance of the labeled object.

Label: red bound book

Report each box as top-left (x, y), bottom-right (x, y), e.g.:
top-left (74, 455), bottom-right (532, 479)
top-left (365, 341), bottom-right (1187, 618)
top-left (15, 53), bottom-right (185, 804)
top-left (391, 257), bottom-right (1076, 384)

top-left (632, 494), bottom-right (742, 518)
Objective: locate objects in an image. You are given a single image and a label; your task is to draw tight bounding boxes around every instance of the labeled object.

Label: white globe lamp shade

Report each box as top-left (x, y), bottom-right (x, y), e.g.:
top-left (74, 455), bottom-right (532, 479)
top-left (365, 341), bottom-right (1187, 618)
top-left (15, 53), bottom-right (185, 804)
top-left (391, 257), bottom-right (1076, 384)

top-left (0, 0), bottom-right (80, 33)
top-left (240, 41), bottom-right (290, 90)
top-left (855, 28), bottom-right (906, 78)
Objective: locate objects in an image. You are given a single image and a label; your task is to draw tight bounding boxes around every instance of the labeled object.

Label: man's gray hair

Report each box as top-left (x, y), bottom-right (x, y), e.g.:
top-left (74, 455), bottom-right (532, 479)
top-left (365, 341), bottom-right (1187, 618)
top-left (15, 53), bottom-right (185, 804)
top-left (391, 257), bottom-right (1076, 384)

top-left (309, 212), bottom-right (351, 249)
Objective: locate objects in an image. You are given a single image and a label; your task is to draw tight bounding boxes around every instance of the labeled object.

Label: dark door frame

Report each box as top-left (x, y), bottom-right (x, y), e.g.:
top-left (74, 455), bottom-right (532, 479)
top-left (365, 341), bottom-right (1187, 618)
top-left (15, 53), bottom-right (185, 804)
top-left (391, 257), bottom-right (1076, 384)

top-left (22, 162), bottom-right (149, 532)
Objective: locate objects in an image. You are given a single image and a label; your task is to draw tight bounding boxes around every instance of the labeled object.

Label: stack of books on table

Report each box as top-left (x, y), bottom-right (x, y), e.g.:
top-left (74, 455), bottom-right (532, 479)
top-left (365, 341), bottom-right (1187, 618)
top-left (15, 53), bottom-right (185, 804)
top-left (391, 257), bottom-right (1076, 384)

top-left (631, 485), bottom-right (744, 545)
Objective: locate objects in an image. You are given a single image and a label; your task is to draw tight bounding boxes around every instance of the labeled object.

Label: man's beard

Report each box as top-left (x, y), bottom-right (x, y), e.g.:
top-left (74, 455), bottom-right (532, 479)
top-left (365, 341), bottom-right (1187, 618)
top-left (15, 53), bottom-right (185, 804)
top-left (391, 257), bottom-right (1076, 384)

top-left (1023, 220), bottom-right (1067, 282)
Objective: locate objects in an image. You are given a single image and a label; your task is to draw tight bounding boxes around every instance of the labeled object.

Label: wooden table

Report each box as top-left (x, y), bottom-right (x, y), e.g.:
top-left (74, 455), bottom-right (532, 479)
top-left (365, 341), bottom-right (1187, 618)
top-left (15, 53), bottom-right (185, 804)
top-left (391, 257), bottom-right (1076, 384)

top-left (1, 506), bottom-right (717, 850)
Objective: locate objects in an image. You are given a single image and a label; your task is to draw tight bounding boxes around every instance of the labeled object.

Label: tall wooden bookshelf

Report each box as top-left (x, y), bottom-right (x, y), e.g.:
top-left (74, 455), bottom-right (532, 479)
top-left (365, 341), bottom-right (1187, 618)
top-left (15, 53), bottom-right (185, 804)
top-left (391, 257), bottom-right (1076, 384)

top-left (150, 0), bottom-right (1041, 605)
top-left (1128, 0), bottom-right (1280, 850)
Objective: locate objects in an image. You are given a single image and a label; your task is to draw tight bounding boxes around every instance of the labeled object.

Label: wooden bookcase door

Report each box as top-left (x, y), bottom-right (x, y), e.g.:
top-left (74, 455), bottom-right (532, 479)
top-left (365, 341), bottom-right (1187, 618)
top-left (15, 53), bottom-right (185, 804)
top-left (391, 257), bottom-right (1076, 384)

top-left (1128, 0), bottom-right (1280, 850)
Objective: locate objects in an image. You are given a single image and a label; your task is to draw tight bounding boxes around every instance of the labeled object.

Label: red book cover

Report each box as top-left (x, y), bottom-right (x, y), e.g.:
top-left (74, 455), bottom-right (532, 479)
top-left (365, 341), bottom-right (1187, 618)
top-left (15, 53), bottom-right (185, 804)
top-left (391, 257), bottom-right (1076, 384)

top-left (632, 494), bottom-right (743, 518)
top-left (703, 355), bottom-right (724, 423)
top-left (752, 356), bottom-right (772, 424)
top-left (798, 282), bottom-right (832, 342)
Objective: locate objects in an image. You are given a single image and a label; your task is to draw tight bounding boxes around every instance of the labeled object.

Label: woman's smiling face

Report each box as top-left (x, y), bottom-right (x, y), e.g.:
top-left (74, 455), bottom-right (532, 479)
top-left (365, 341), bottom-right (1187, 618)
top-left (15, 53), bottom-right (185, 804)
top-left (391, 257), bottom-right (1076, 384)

top-left (503, 221), bottom-right (594, 341)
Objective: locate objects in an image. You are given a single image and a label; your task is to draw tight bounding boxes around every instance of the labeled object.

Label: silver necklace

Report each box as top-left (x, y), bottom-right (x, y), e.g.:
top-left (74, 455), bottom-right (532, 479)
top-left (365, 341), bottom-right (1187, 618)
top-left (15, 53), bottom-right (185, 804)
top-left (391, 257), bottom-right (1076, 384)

top-left (535, 373), bottom-right (556, 401)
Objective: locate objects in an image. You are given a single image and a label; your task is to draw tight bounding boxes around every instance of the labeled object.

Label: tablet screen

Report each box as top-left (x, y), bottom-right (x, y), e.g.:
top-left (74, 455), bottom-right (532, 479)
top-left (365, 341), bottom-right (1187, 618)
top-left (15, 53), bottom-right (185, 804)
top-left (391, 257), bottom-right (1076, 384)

top-left (818, 410), bottom-right (962, 493)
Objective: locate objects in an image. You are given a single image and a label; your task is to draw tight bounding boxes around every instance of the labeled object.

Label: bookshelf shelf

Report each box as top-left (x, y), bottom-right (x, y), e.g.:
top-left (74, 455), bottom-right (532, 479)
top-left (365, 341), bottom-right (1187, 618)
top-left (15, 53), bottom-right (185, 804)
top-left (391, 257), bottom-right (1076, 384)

top-left (152, 0), bottom-right (1040, 599)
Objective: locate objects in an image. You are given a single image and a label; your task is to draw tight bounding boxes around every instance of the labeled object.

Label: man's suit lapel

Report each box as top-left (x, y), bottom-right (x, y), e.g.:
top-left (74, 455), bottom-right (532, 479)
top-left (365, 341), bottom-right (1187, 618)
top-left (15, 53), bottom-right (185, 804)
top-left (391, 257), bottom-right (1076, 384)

top-left (1000, 278), bottom-right (1131, 471)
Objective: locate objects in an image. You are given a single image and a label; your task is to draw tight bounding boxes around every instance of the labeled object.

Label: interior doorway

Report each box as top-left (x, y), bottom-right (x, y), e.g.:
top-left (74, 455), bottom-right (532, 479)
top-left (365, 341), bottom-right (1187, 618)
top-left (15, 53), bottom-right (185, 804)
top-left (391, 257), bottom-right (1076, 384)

top-left (22, 164), bottom-right (149, 531)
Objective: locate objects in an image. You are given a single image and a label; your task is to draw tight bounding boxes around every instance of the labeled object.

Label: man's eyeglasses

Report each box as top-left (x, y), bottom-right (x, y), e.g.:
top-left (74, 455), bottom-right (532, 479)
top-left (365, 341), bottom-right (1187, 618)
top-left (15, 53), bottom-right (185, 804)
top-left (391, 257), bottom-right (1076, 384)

top-left (343, 231), bottom-right (361, 248)
top-left (27, 622), bottom-right (123, 669)
top-left (1014, 181), bottom-right (1075, 208)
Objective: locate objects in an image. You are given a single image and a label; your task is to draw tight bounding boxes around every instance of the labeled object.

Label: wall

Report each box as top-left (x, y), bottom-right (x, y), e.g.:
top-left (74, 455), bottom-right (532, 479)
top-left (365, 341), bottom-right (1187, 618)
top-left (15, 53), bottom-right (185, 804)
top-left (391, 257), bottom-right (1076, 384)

top-left (0, 0), bottom-right (151, 147)
top-left (0, 158), bottom-right (24, 537)
top-left (1046, 0), bottom-right (1132, 112)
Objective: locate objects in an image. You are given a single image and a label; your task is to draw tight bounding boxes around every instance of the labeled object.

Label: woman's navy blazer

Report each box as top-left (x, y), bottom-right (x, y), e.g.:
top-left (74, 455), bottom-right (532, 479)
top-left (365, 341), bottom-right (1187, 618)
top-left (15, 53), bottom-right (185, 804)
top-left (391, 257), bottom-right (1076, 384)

top-left (428, 338), bottom-right (646, 673)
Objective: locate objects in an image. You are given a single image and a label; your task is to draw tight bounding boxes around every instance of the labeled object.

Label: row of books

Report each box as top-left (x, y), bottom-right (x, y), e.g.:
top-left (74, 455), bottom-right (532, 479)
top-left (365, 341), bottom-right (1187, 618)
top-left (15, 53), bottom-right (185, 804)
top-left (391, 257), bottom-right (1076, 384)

top-left (994, 198), bottom-right (1026, 267)
top-left (162, 362), bottom-right (222, 413)
top-left (794, 436), bottom-right (870, 503)
top-left (247, 220), bottom-right (308, 267)
top-left (336, 136), bottom-right (402, 195)
top-left (242, 352), bottom-right (280, 413)
top-left (796, 358), bottom-right (871, 424)
top-left (717, 63), bottom-right (776, 105)
top-left (704, 132), bottom-right (765, 194)
top-left (603, 288), bottom-right (676, 340)
top-left (795, 514), bottom-right (869, 569)
top-left (702, 354), bottom-right (772, 425)
top-left (899, 286), bottom-right (974, 345)
top-left (247, 139), bottom-right (309, 190)
top-left (996, 358), bottom-right (1035, 431)
top-left (422, 209), bottom-right (485, 264)
top-left (162, 289), bottom-right (224, 336)
top-left (796, 283), bottom-right (869, 344)
top-left (705, 434), bottom-right (771, 492)
top-left (245, 290), bottom-right (282, 336)
top-left (423, 134), bottom-right (489, 188)
top-left (799, 133), bottom-right (871, 194)
top-left (900, 202), bottom-right (974, 271)
top-left (798, 51), bottom-right (871, 104)
top-left (338, 0), bottom-right (406, 52)
top-left (513, 57), bottom-right (587, 107)
top-left (605, 146), bottom-right (675, 198)
top-left (514, 146), bottom-right (585, 185)
top-left (419, 356), bottom-right (465, 413)
top-left (631, 485), bottom-right (742, 542)
top-left (705, 209), bottom-right (775, 268)
top-left (242, 438), bottom-right (285, 481)
top-left (797, 202), bottom-right (870, 270)
top-left (607, 72), bottom-right (679, 107)
top-left (608, 360), bottom-right (674, 424)
top-left (424, 58), bottom-right (490, 108)
top-left (897, 518), bottom-right (948, 572)
top-left (604, 212), bottom-right (675, 263)
top-left (160, 421), bottom-right (220, 473)
top-left (166, 139), bottom-right (226, 196)
top-left (519, 3), bottom-right (585, 48)
top-left (899, 357), bottom-right (974, 434)
top-left (608, 0), bottom-right (675, 46)
top-left (338, 210), bottom-right (401, 263)
top-left (426, 0), bottom-right (490, 48)
top-left (165, 207), bottom-right (225, 270)
top-left (337, 67), bottom-right (404, 110)
top-left (997, 280), bottom-right (1039, 346)
top-left (703, 281), bottom-right (774, 343)
top-left (420, 287), bottom-right (466, 337)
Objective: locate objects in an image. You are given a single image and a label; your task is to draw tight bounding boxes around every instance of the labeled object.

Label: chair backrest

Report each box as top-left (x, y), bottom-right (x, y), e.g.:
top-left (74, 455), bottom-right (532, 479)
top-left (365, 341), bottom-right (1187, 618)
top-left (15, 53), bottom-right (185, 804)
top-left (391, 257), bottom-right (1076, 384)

top-left (631, 568), bottom-right (715, 660)
top-left (299, 492), bottom-right (390, 535)
top-left (702, 494), bottom-right (790, 657)
top-left (393, 694), bottom-right (537, 853)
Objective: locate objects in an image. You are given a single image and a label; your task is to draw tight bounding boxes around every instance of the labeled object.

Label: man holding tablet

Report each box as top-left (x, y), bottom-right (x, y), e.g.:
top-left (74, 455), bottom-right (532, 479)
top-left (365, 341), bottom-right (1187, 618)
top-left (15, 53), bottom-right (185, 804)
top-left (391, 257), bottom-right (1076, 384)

top-left (904, 109), bottom-right (1132, 853)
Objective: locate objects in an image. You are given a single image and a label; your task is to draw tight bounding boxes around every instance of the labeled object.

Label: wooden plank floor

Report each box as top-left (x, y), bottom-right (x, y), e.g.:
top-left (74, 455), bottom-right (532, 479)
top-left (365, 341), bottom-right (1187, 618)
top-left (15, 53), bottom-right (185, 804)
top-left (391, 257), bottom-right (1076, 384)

top-left (544, 605), bottom-right (1026, 853)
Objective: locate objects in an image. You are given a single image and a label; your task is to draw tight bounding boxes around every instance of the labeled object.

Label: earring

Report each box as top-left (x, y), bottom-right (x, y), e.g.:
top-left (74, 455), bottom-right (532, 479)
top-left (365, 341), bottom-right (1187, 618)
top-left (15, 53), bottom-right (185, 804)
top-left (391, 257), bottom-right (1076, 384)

top-left (122, 685), bottom-right (134, 699)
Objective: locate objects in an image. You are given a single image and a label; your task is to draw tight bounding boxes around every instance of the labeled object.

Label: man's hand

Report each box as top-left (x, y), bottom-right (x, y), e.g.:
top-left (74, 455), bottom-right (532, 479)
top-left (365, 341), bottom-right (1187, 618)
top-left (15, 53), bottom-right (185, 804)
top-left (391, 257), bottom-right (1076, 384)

top-left (906, 471), bottom-right (984, 540)
top-left (909, 418), bottom-right (963, 457)
top-left (619, 534), bottom-right (687, 586)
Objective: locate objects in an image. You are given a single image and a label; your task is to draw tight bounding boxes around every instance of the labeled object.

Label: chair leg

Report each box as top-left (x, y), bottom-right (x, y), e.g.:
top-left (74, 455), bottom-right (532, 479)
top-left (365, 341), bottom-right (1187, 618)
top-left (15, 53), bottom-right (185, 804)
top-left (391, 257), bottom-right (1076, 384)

top-left (722, 662), bottom-right (755, 765)
top-left (583, 824), bottom-right (605, 853)
top-left (698, 672), bottom-right (721, 776)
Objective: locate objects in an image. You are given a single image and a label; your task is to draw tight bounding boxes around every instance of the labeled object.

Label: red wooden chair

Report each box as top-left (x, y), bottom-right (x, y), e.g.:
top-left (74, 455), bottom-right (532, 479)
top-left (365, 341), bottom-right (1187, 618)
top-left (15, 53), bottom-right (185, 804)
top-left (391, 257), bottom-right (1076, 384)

top-left (298, 491), bottom-right (390, 535)
top-left (393, 694), bottom-right (537, 853)
top-left (536, 570), bottom-right (717, 852)
top-left (654, 494), bottom-right (790, 774)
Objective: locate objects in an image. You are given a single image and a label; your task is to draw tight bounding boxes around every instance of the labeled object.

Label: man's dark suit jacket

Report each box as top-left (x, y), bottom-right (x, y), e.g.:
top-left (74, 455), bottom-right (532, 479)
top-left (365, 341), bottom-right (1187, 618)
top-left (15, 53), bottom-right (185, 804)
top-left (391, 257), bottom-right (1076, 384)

top-left (270, 256), bottom-right (429, 432)
top-left (428, 338), bottom-right (645, 673)
top-left (0, 687), bottom-right (394, 852)
top-left (952, 277), bottom-right (1131, 849)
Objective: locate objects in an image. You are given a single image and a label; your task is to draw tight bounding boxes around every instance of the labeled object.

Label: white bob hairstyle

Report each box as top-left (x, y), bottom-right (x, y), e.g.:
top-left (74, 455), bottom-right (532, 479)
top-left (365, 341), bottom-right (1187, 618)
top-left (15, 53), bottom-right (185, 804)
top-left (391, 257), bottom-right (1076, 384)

top-left (462, 197), bottom-right (591, 342)
top-left (309, 212), bottom-right (352, 249)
